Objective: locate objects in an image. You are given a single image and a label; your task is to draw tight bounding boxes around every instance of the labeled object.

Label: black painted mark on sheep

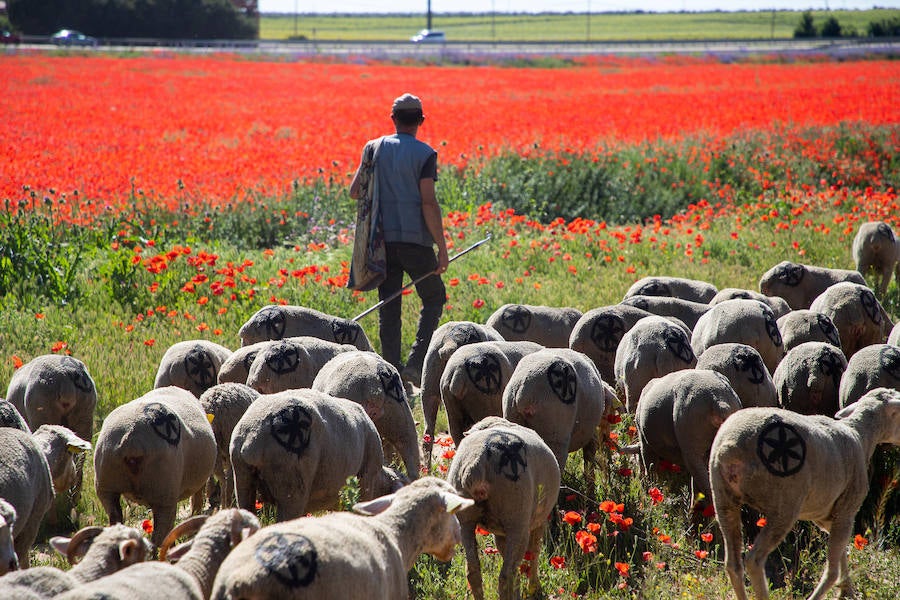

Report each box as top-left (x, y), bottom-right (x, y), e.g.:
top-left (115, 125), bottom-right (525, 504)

top-left (485, 431), bottom-right (528, 482)
top-left (61, 356), bottom-right (94, 393)
top-left (450, 323), bottom-right (482, 347)
top-left (876, 222), bottom-right (895, 240)
top-left (665, 328), bottom-right (695, 364)
top-left (242, 350), bottom-right (260, 371)
top-left (184, 345), bottom-right (216, 389)
top-left (144, 402), bottom-right (181, 446)
top-left (774, 263), bottom-right (804, 287)
top-left (269, 405), bottom-right (313, 456)
top-left (265, 342), bottom-right (301, 375)
top-left (623, 296), bottom-right (649, 311)
top-left (590, 314), bottom-right (626, 353)
top-left (331, 319), bottom-right (359, 345)
top-left (757, 419), bottom-right (806, 477)
top-left (259, 307), bottom-right (287, 340)
top-left (635, 280), bottom-right (672, 297)
top-left (500, 305), bottom-right (532, 334)
top-left (465, 354), bottom-right (502, 394)
top-left (817, 314), bottom-right (841, 347)
top-left (255, 532), bottom-right (318, 588)
top-left (880, 345), bottom-right (900, 380)
top-left (547, 360), bottom-right (577, 404)
top-left (378, 365), bottom-right (406, 403)
top-left (817, 349), bottom-right (845, 389)
top-left (733, 346), bottom-right (767, 385)
top-left (763, 308), bottom-right (782, 347)
top-left (860, 289), bottom-right (881, 324)
top-left (0, 402), bottom-right (23, 428)
top-left (727, 291), bottom-right (752, 300)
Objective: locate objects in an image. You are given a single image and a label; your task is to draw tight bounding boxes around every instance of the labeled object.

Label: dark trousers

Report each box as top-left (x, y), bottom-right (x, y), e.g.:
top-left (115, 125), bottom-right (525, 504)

top-left (378, 242), bottom-right (446, 372)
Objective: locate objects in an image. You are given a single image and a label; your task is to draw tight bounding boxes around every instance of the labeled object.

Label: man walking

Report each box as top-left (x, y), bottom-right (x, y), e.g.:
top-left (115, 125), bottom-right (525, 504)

top-left (349, 93), bottom-right (449, 388)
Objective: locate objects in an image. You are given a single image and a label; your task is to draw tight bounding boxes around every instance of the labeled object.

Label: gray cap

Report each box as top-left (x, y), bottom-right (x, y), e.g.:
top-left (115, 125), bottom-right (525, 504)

top-left (392, 93), bottom-right (422, 112)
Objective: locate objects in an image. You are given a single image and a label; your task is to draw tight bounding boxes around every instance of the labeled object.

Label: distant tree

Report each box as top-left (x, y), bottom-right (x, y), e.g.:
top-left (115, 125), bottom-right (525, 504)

top-left (819, 16), bottom-right (843, 38)
top-left (867, 16), bottom-right (900, 37)
top-left (794, 11), bottom-right (817, 38)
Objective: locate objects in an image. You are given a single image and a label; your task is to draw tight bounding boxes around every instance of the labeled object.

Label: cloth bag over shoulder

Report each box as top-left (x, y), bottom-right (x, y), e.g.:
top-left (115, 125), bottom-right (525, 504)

top-left (348, 137), bottom-right (387, 292)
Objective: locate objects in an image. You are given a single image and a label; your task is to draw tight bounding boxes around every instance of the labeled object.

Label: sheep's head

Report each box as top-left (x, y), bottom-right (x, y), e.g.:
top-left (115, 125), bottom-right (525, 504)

top-left (0, 498), bottom-right (19, 575)
top-left (836, 388), bottom-right (900, 445)
top-left (32, 424), bottom-right (91, 493)
top-left (51, 523), bottom-right (152, 569)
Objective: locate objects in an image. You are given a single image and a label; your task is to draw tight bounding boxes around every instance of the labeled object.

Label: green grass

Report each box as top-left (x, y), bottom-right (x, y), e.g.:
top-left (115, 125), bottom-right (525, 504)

top-left (260, 9), bottom-right (900, 42)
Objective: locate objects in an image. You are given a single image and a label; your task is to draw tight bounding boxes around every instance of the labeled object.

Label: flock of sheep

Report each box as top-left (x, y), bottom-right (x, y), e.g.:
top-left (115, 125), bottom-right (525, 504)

top-left (0, 219), bottom-right (899, 599)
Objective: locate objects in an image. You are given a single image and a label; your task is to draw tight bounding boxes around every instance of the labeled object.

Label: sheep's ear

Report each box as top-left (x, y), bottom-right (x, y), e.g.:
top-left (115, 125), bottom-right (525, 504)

top-left (835, 403), bottom-right (857, 420)
top-left (119, 539), bottom-right (142, 563)
top-left (353, 494), bottom-right (395, 516)
top-left (441, 492), bottom-right (475, 514)
top-left (50, 536), bottom-right (73, 557)
top-left (66, 435), bottom-right (92, 454)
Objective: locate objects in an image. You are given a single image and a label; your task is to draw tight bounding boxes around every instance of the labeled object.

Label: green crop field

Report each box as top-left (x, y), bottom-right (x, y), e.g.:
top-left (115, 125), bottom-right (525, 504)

top-left (259, 9), bottom-right (899, 42)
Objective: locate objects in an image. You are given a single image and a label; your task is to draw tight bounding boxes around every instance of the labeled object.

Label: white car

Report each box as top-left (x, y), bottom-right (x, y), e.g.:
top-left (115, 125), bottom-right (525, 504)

top-left (410, 29), bottom-right (446, 43)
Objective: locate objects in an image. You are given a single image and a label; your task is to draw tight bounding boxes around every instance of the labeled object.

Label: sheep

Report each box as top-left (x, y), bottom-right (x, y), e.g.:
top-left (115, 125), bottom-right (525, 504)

top-left (215, 342), bottom-right (267, 385)
top-left (154, 340), bottom-right (234, 399)
top-left (94, 386), bottom-right (217, 549)
top-left (614, 315), bottom-right (697, 413)
top-left (0, 398), bottom-right (29, 431)
top-left (773, 341), bottom-right (848, 416)
top-left (758, 260), bottom-right (866, 310)
top-left (198, 383), bottom-right (260, 509)
top-left (0, 498), bottom-right (17, 575)
top-left (485, 303), bottom-right (582, 348)
top-left (244, 336), bottom-right (357, 394)
top-left (776, 309), bottom-right (843, 353)
top-left (709, 288), bottom-right (791, 319)
top-left (0, 524), bottom-right (152, 598)
top-left (710, 387), bottom-right (900, 600)
top-left (209, 476), bottom-right (474, 600)
top-left (311, 351), bottom-right (420, 478)
top-left (695, 343), bottom-right (778, 409)
top-left (447, 417), bottom-right (561, 600)
top-left (501, 348), bottom-right (607, 483)
top-left (631, 369), bottom-right (742, 515)
top-left (890, 321), bottom-right (900, 346)
top-left (55, 508), bottom-right (260, 600)
top-left (691, 298), bottom-right (785, 375)
top-left (568, 303), bottom-right (658, 386)
top-left (0, 425), bottom-right (90, 569)
top-left (239, 304), bottom-right (373, 351)
top-left (623, 275), bottom-right (718, 304)
top-left (6, 354), bottom-right (97, 518)
top-left (420, 321), bottom-right (504, 470)
top-left (852, 220), bottom-right (900, 295)
top-left (838, 343), bottom-right (900, 408)
top-left (809, 281), bottom-right (893, 358)
top-left (439, 340), bottom-right (543, 451)
top-left (230, 388), bottom-right (399, 522)
top-left (620, 294), bottom-right (711, 331)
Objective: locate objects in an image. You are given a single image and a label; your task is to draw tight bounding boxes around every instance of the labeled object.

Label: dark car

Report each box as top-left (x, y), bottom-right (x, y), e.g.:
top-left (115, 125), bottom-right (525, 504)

top-left (51, 29), bottom-right (98, 47)
top-left (1, 30), bottom-right (21, 44)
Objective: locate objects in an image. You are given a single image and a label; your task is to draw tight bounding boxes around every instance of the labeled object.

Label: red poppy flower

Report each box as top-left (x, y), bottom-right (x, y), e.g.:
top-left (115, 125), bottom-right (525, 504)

top-left (562, 510), bottom-right (582, 526)
top-left (614, 562), bottom-right (630, 577)
top-left (141, 519), bottom-right (153, 534)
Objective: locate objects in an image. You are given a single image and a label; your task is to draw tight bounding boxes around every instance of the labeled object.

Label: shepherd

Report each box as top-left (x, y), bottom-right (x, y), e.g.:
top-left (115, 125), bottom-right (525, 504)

top-left (348, 93), bottom-right (449, 389)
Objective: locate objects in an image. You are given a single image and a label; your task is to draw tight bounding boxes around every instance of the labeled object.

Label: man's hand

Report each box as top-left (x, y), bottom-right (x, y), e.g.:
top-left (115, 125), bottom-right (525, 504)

top-left (435, 246), bottom-right (449, 274)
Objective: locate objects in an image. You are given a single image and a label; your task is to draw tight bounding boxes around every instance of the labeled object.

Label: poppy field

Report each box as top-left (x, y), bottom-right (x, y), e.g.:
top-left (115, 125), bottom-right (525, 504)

top-left (2, 50), bottom-right (900, 598)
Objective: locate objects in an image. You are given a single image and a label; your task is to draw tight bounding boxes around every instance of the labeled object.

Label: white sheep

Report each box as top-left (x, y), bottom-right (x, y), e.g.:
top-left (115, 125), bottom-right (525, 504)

top-left (94, 386), bottom-right (216, 549)
top-left (55, 508), bottom-right (260, 600)
top-left (710, 387), bottom-right (900, 600)
top-left (889, 321), bottom-right (900, 346)
top-left (852, 220), bottom-right (900, 295)
top-left (694, 343), bottom-right (777, 409)
top-left (230, 388), bottom-right (397, 521)
top-left (568, 303), bottom-right (658, 384)
top-left (631, 369), bottom-right (742, 515)
top-left (502, 348), bottom-right (607, 480)
top-left (447, 417), bottom-right (561, 600)
top-left (312, 351), bottom-right (420, 478)
top-left (154, 340), bottom-right (233, 399)
top-left (776, 309), bottom-right (843, 353)
top-left (0, 425), bottom-right (90, 569)
top-left (244, 336), bottom-right (357, 394)
top-left (215, 341), bottom-right (267, 385)
top-left (809, 281), bottom-right (893, 357)
top-left (209, 477), bottom-right (474, 600)
top-left (0, 498), bottom-right (17, 575)
top-left (623, 275), bottom-right (718, 303)
top-left (758, 260), bottom-right (867, 310)
top-left (709, 288), bottom-right (791, 319)
top-left (691, 298), bottom-right (785, 375)
top-left (0, 398), bottom-right (29, 431)
top-left (420, 321), bottom-right (504, 470)
top-left (838, 343), bottom-right (900, 408)
top-left (485, 303), bottom-right (582, 347)
top-left (0, 524), bottom-right (152, 597)
top-left (239, 304), bottom-right (373, 351)
top-left (614, 315), bottom-right (697, 413)
top-left (773, 341), bottom-right (847, 416)
top-left (620, 294), bottom-right (711, 330)
top-left (439, 340), bottom-right (544, 451)
top-left (198, 383), bottom-right (260, 509)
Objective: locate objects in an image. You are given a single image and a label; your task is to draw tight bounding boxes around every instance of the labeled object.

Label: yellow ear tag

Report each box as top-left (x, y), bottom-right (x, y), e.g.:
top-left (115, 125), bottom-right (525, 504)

top-left (67, 444), bottom-right (83, 455)
top-left (207, 413), bottom-right (215, 424)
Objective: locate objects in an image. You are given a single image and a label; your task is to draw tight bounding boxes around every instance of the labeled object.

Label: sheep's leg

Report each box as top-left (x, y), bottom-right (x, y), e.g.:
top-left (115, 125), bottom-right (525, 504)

top-left (497, 528), bottom-right (529, 600)
top-left (221, 460), bottom-right (235, 508)
top-left (231, 460), bottom-right (257, 513)
top-left (460, 522), bottom-right (485, 600)
top-left (523, 525), bottom-right (546, 600)
top-left (99, 491), bottom-right (124, 525)
top-left (745, 511), bottom-right (798, 600)
top-left (190, 486), bottom-right (206, 515)
top-left (150, 503), bottom-right (177, 550)
top-left (715, 500), bottom-right (750, 600)
top-left (421, 393), bottom-right (440, 471)
top-left (12, 520), bottom-right (40, 569)
top-left (808, 518), bottom-right (853, 600)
